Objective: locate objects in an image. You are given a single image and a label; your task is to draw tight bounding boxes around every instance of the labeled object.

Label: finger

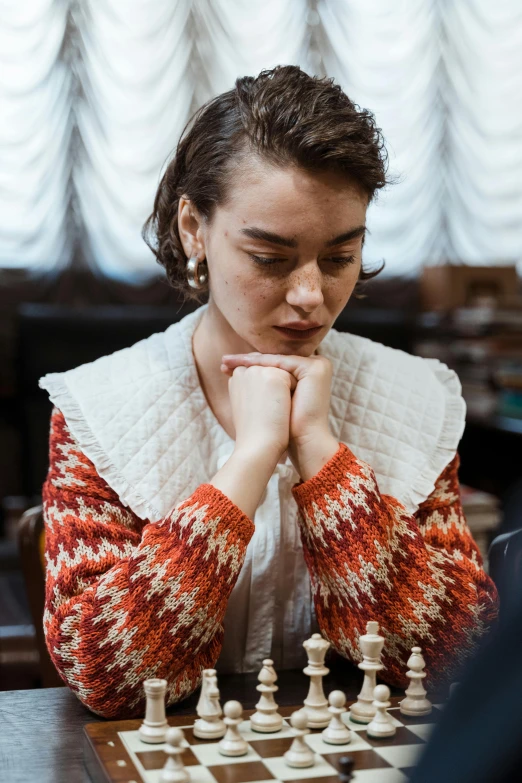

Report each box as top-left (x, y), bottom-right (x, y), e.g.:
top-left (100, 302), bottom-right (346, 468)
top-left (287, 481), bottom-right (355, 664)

top-left (224, 360), bottom-right (297, 390)
top-left (221, 353), bottom-right (311, 380)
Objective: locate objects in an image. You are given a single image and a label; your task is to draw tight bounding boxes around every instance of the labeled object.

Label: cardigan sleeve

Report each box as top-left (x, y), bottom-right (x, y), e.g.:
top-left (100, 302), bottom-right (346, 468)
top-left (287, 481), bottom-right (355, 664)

top-left (42, 407), bottom-right (254, 718)
top-left (292, 443), bottom-right (499, 689)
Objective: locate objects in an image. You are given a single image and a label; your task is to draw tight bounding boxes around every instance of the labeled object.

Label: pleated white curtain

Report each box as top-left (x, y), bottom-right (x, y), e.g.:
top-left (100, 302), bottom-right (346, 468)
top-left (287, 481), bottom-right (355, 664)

top-left (0, 0), bottom-right (73, 274)
top-left (441, 0), bottom-right (522, 265)
top-left (1, 0), bottom-right (521, 279)
top-left (319, 0), bottom-right (444, 275)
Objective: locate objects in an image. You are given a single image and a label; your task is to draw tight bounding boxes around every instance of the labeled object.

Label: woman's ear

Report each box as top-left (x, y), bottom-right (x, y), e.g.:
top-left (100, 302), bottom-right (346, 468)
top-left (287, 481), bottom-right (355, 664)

top-left (178, 196), bottom-right (206, 259)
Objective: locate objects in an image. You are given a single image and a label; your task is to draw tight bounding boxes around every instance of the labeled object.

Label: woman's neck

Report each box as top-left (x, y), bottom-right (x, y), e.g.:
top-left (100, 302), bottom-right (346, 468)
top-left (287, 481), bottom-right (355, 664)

top-left (192, 301), bottom-right (254, 410)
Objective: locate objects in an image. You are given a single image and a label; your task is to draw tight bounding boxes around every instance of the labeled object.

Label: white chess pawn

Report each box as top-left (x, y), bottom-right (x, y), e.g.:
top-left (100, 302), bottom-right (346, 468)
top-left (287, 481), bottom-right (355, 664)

top-left (284, 709), bottom-right (315, 768)
top-left (322, 691), bottom-right (353, 745)
top-left (250, 659), bottom-right (283, 733)
top-left (399, 646), bottom-right (432, 717)
top-left (303, 633), bottom-right (331, 728)
top-left (160, 727), bottom-right (190, 783)
top-left (139, 678), bottom-right (169, 744)
top-left (349, 621), bottom-right (384, 725)
top-left (366, 685), bottom-right (396, 738)
top-left (194, 671), bottom-right (226, 739)
top-left (218, 701), bottom-right (249, 757)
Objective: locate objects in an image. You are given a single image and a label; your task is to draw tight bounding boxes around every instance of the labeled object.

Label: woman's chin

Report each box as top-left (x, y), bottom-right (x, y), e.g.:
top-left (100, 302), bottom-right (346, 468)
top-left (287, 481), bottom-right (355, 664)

top-left (268, 339), bottom-right (320, 357)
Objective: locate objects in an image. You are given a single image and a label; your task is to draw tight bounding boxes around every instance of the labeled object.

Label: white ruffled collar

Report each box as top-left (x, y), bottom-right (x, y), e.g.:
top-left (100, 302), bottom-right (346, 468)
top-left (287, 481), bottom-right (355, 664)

top-left (39, 304), bottom-right (466, 520)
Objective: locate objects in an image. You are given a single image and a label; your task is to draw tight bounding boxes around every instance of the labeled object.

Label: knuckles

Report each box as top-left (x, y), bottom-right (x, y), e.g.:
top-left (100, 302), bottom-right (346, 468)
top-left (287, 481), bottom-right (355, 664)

top-left (231, 364), bottom-right (295, 388)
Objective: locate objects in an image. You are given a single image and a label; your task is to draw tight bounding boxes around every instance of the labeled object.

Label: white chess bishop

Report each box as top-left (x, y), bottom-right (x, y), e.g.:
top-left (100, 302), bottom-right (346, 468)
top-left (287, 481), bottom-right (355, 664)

top-left (399, 646), bottom-right (432, 716)
top-left (250, 659), bottom-right (283, 733)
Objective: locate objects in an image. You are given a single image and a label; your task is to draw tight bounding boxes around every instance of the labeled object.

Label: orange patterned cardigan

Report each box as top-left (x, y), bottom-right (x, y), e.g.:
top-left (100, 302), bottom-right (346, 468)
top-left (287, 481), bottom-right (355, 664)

top-left (42, 406), bottom-right (498, 718)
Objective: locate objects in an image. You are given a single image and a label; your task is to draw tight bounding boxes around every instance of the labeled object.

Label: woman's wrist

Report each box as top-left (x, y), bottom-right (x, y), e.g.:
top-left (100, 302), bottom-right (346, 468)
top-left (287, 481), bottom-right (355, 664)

top-left (210, 445), bottom-right (282, 521)
top-left (290, 431), bottom-right (340, 482)
top-left (233, 443), bottom-right (283, 474)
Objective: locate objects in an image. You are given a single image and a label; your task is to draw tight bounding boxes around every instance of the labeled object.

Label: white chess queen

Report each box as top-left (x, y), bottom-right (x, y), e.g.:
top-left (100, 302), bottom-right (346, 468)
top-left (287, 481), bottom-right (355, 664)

top-left (39, 64), bottom-right (496, 720)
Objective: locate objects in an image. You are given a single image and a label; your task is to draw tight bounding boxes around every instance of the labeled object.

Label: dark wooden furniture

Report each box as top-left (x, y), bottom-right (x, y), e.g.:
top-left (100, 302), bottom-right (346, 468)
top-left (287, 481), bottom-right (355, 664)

top-left (17, 505), bottom-right (63, 688)
top-left (0, 659), bottom-right (382, 783)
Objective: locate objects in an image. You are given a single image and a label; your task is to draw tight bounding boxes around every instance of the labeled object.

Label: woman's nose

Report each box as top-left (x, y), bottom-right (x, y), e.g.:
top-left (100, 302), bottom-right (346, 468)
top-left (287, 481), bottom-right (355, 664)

top-left (285, 264), bottom-right (324, 309)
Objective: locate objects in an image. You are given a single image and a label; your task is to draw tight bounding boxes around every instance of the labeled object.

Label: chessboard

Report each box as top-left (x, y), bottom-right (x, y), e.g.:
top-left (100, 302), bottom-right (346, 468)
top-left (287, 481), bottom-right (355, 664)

top-left (84, 699), bottom-right (443, 783)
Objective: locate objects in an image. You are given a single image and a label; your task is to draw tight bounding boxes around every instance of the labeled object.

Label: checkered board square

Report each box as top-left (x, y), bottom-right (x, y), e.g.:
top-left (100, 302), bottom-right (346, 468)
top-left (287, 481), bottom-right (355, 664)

top-left (83, 701), bottom-right (444, 783)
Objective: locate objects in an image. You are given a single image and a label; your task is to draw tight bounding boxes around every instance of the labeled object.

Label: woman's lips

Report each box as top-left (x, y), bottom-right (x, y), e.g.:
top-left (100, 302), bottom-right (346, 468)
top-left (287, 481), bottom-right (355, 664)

top-left (273, 326), bottom-right (323, 340)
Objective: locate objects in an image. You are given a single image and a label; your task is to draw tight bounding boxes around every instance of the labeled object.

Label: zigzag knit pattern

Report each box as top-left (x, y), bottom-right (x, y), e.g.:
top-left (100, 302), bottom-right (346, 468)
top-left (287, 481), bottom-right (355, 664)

top-left (43, 407), bottom-right (498, 718)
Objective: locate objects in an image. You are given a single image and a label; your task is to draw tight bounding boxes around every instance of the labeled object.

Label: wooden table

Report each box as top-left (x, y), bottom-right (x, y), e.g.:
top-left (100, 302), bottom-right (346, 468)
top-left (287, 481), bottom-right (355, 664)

top-left (0, 655), bottom-right (376, 783)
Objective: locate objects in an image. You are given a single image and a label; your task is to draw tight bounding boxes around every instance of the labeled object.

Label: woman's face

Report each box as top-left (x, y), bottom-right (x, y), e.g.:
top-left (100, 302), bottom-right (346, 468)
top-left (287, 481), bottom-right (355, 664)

top-left (181, 157), bottom-right (368, 357)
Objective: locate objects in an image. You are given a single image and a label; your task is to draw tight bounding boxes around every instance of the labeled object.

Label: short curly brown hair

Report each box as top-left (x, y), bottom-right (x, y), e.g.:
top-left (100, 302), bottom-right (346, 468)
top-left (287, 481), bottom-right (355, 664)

top-left (143, 65), bottom-right (389, 304)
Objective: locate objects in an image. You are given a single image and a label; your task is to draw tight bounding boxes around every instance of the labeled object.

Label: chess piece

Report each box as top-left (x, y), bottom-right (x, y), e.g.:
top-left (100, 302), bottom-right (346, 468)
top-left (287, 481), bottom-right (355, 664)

top-left (322, 690), bottom-right (352, 745)
top-left (250, 658), bottom-right (284, 733)
top-left (160, 727), bottom-right (190, 783)
top-left (302, 633), bottom-right (331, 728)
top-left (194, 670), bottom-right (226, 739)
top-left (338, 756), bottom-right (355, 783)
top-left (366, 685), bottom-right (396, 738)
top-left (218, 701), bottom-right (248, 757)
top-left (284, 709), bottom-right (315, 768)
top-left (349, 621), bottom-right (384, 725)
top-left (399, 646), bottom-right (432, 717)
top-left (208, 672), bottom-right (226, 725)
top-left (139, 678), bottom-right (169, 744)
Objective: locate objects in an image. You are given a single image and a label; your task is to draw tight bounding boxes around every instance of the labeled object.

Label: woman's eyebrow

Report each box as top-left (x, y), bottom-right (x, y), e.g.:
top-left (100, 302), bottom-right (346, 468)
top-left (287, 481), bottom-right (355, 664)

top-left (238, 225), bottom-right (367, 248)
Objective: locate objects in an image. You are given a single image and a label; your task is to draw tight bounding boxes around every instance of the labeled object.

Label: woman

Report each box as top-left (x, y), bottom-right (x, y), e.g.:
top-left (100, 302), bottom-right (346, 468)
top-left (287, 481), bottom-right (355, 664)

top-left (39, 65), bottom-right (497, 719)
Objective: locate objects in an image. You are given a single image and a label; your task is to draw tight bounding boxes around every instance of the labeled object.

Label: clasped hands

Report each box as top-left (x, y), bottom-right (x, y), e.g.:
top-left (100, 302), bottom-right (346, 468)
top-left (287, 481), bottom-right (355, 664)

top-left (220, 352), bottom-right (340, 482)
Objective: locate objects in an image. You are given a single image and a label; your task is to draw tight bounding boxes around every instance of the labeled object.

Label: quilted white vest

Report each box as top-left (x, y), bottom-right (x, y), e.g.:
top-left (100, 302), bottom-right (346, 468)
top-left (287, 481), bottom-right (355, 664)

top-left (39, 303), bottom-right (466, 673)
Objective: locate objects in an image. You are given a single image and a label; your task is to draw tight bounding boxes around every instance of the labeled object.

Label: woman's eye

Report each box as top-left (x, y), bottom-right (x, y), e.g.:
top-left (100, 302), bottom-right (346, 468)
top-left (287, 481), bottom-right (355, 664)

top-left (325, 256), bottom-right (356, 267)
top-left (249, 254), bottom-right (356, 267)
top-left (249, 254), bottom-right (282, 265)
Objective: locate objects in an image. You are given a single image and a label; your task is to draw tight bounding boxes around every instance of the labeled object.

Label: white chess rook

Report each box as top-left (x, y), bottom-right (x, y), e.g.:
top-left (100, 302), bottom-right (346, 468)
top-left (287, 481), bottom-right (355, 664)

top-left (366, 685), bottom-right (396, 738)
top-left (160, 727), bottom-right (190, 783)
top-left (349, 621), bottom-right (384, 725)
top-left (139, 678), bottom-right (169, 744)
top-left (284, 709), bottom-right (315, 768)
top-left (250, 659), bottom-right (283, 733)
top-left (399, 646), bottom-right (432, 716)
top-left (194, 670), bottom-right (226, 739)
top-left (322, 691), bottom-right (352, 745)
top-left (302, 633), bottom-right (331, 729)
top-left (218, 701), bottom-right (249, 757)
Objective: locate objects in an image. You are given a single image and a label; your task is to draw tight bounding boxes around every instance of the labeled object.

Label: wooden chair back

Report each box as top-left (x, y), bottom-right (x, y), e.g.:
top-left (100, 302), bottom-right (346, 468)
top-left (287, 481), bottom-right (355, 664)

top-left (17, 506), bottom-right (63, 687)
